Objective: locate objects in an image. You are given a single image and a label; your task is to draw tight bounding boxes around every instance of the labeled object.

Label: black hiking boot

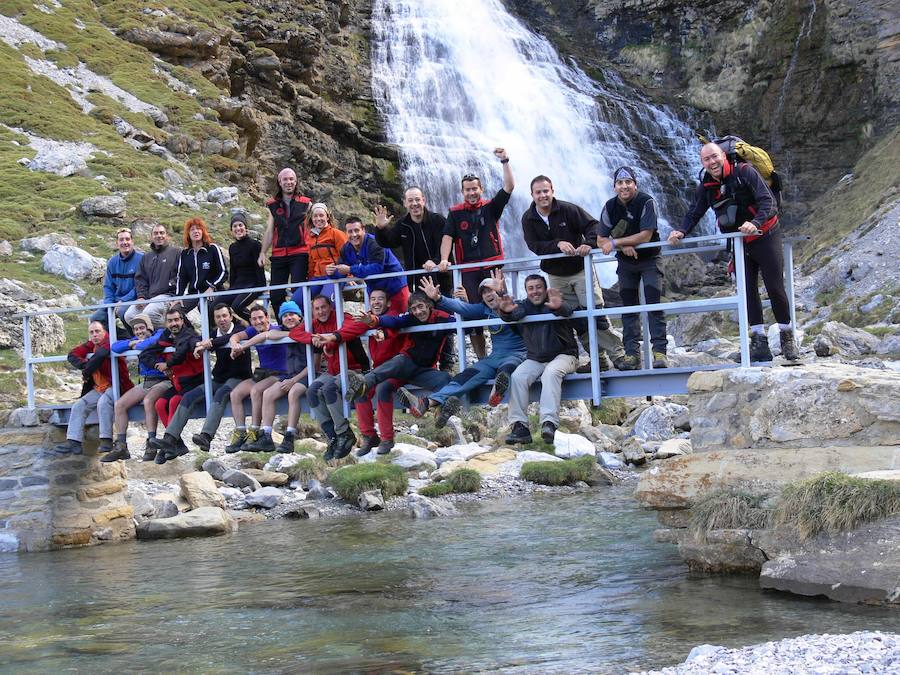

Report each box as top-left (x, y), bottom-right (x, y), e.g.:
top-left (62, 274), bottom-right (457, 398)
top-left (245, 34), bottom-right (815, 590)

top-left (245, 430), bottom-right (275, 452)
top-left (505, 421), bottom-right (532, 445)
top-left (541, 421), bottom-right (557, 444)
top-left (376, 439), bottom-right (395, 455)
top-left (750, 333), bottom-right (773, 362)
top-left (356, 434), bottom-right (380, 457)
top-left (652, 352), bottom-right (669, 369)
top-left (488, 371), bottom-right (510, 407)
top-left (344, 371), bottom-right (368, 402)
top-left (398, 387), bottom-right (428, 418)
top-left (224, 429), bottom-right (248, 454)
top-left (614, 354), bottom-right (641, 371)
top-left (191, 432), bottom-right (212, 451)
top-left (435, 396), bottom-right (461, 429)
top-left (97, 438), bottom-right (113, 453)
top-left (141, 442), bottom-right (157, 462)
top-left (277, 431), bottom-right (296, 454)
top-left (332, 431), bottom-right (358, 460)
top-left (780, 329), bottom-right (800, 361)
top-left (323, 436), bottom-right (338, 461)
top-left (52, 439), bottom-right (82, 455)
top-left (101, 440), bottom-right (130, 462)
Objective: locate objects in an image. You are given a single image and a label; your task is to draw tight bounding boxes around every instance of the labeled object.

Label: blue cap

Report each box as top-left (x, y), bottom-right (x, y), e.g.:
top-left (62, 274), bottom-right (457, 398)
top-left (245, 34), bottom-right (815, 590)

top-left (278, 301), bottom-right (301, 319)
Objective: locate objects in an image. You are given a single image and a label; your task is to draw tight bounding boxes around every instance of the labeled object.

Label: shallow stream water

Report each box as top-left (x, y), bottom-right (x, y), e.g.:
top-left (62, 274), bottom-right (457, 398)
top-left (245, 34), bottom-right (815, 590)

top-left (1, 487), bottom-right (895, 673)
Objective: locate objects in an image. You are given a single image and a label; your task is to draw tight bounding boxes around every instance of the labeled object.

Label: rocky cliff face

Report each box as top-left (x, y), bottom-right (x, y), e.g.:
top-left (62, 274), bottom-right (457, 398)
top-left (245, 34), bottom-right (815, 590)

top-left (504, 0), bottom-right (899, 224)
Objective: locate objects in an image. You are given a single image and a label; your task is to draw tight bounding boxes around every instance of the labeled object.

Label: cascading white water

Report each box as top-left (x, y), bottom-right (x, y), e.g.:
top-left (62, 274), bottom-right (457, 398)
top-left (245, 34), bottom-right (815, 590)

top-left (371, 0), bottom-right (709, 282)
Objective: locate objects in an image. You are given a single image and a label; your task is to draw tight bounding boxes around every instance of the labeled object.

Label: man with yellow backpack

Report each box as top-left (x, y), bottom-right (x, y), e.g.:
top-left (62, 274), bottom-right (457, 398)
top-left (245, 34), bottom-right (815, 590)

top-left (669, 140), bottom-right (800, 363)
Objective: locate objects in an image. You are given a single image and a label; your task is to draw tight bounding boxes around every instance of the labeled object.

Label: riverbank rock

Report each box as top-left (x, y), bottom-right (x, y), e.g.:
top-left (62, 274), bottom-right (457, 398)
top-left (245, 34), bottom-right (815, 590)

top-left (553, 431), bottom-right (596, 458)
top-left (243, 468), bottom-right (289, 487)
top-left (42, 245), bottom-right (105, 281)
top-left (390, 443), bottom-right (438, 470)
top-left (497, 450), bottom-right (563, 477)
top-left (460, 448), bottom-right (518, 475)
top-left (655, 438), bottom-right (692, 459)
top-left (80, 195), bottom-right (126, 218)
top-left (817, 321), bottom-right (880, 356)
top-left (136, 507), bottom-right (236, 540)
top-left (408, 493), bottom-right (458, 518)
top-left (305, 479), bottom-right (333, 501)
top-left (201, 458), bottom-right (229, 481)
top-left (760, 515), bottom-right (900, 605)
top-left (245, 486), bottom-right (283, 509)
top-left (632, 402), bottom-right (690, 441)
top-left (222, 468), bottom-right (262, 491)
top-left (434, 442), bottom-right (487, 465)
top-left (686, 363), bottom-right (900, 451)
top-left (358, 489), bottom-right (385, 511)
top-left (180, 471), bottom-right (226, 509)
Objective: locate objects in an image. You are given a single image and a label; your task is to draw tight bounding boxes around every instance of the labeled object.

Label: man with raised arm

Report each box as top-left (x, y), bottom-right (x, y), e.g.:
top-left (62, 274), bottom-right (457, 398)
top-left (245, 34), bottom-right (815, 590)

top-left (497, 275), bottom-right (578, 445)
top-left (433, 148), bottom-right (514, 359)
top-left (597, 167), bottom-right (668, 370)
top-left (521, 174), bottom-right (625, 372)
top-left (668, 143), bottom-right (799, 362)
top-left (399, 272), bottom-right (526, 428)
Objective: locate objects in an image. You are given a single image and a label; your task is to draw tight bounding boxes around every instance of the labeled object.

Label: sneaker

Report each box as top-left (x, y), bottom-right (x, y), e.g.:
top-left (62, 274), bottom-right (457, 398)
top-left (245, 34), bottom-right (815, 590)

top-left (541, 421), bottom-right (557, 444)
top-left (141, 443), bottom-right (157, 462)
top-left (614, 354), bottom-right (641, 371)
top-left (344, 370), bottom-right (367, 402)
top-left (398, 387), bottom-right (427, 418)
top-left (376, 439), bottom-right (395, 455)
top-left (277, 430), bottom-right (296, 454)
top-left (356, 434), bottom-right (380, 457)
top-left (191, 432), bottom-right (212, 451)
top-left (488, 371), bottom-right (510, 407)
top-left (332, 431), bottom-right (358, 460)
top-left (435, 396), bottom-right (461, 429)
top-left (750, 333), bottom-right (773, 362)
top-left (652, 352), bottom-right (669, 369)
top-left (100, 444), bottom-right (130, 462)
top-left (245, 430), bottom-right (275, 452)
top-left (323, 436), bottom-right (338, 461)
top-left (505, 421), bottom-right (533, 445)
top-left (53, 439), bottom-right (81, 455)
top-left (224, 430), bottom-right (247, 454)
top-left (780, 329), bottom-right (800, 361)
top-left (98, 438), bottom-right (113, 453)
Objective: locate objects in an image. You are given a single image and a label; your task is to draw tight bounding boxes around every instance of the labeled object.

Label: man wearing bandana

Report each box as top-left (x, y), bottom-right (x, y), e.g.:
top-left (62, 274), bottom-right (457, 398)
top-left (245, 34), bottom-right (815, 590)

top-left (597, 166), bottom-right (668, 370)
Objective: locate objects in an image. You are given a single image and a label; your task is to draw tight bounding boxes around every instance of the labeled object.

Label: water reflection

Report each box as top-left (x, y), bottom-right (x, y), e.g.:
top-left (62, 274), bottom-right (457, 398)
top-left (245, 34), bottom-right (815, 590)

top-left (0, 488), bottom-right (895, 673)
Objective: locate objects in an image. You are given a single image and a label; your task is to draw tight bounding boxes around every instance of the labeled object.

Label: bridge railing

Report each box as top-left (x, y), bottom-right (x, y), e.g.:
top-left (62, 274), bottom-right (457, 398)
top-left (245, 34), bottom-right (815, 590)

top-left (16, 231), bottom-right (800, 414)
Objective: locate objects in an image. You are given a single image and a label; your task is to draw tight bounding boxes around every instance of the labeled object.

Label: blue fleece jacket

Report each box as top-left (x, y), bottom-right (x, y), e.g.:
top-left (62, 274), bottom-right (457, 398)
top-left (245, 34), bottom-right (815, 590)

top-left (436, 296), bottom-right (526, 356)
top-left (332, 233), bottom-right (406, 298)
top-left (103, 250), bottom-right (143, 304)
top-left (112, 328), bottom-right (164, 378)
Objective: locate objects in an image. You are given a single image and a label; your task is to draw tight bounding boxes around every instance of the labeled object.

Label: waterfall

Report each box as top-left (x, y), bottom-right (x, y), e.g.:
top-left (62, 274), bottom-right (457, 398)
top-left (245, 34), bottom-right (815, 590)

top-left (771, 0), bottom-right (818, 154)
top-left (371, 0), bottom-right (710, 283)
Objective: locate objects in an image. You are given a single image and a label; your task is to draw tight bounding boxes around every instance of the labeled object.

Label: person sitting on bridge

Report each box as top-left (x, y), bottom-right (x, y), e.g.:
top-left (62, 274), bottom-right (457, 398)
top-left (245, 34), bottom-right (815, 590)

top-left (242, 301), bottom-right (310, 452)
top-left (91, 227), bottom-right (143, 335)
top-left (498, 274), bottom-right (578, 445)
top-left (102, 313), bottom-right (166, 462)
top-left (224, 304), bottom-right (289, 453)
top-left (288, 295), bottom-right (373, 460)
top-left (150, 308), bottom-right (203, 464)
top-left (52, 321), bottom-right (133, 456)
top-left (597, 166), bottom-right (668, 370)
top-left (345, 292), bottom-right (453, 455)
top-left (399, 271), bottom-right (527, 428)
top-left (327, 217), bottom-right (409, 315)
top-left (149, 303), bottom-right (252, 457)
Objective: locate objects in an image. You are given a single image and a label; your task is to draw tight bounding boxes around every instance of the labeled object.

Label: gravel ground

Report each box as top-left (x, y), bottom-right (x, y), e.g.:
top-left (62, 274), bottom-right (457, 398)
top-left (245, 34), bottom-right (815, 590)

top-left (634, 631), bottom-right (899, 675)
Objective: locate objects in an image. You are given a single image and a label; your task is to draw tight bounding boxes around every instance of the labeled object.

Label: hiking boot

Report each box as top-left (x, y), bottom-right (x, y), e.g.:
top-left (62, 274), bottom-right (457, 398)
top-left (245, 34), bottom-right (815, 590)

top-left (166, 442), bottom-right (189, 461)
top-left (53, 439), bottom-right (82, 455)
top-left (323, 436), bottom-right (338, 461)
top-left (541, 421), bottom-right (557, 444)
top-left (224, 429), bottom-right (248, 454)
top-left (356, 434), bottom-right (380, 457)
top-left (141, 442), bottom-right (157, 462)
top-left (149, 434), bottom-right (176, 452)
top-left (488, 371), bottom-right (510, 407)
top-left (245, 430), bottom-right (275, 452)
top-left (277, 431), bottom-right (296, 454)
top-left (398, 387), bottom-right (427, 418)
top-left (191, 432), bottom-right (212, 451)
top-left (780, 329), bottom-right (800, 361)
top-left (101, 441), bottom-right (130, 463)
top-left (435, 396), bottom-right (462, 429)
top-left (577, 353), bottom-right (612, 374)
top-left (505, 422), bottom-right (532, 445)
top-left (652, 352), bottom-right (669, 369)
top-left (344, 370), bottom-right (367, 402)
top-left (614, 354), bottom-right (641, 371)
top-left (750, 333), bottom-right (773, 362)
top-left (332, 431), bottom-right (358, 460)
top-left (97, 438), bottom-right (113, 453)
top-left (376, 439), bottom-right (395, 455)
top-left (154, 448), bottom-right (168, 464)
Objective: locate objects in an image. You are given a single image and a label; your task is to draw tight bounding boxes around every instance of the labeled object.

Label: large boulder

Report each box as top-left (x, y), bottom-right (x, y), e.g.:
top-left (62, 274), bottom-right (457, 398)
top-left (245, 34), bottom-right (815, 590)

top-left (20, 233), bottom-right (76, 253)
top-left (632, 403), bottom-right (689, 441)
top-left (136, 507), bottom-right (235, 540)
top-left (80, 196), bottom-right (126, 218)
top-left (408, 493), bottom-right (458, 518)
top-left (0, 294), bottom-right (65, 355)
top-left (42, 245), bottom-right (105, 281)
top-left (552, 431), bottom-right (597, 458)
top-left (358, 489), bottom-right (385, 511)
top-left (390, 443), bottom-right (437, 470)
top-left (179, 471), bottom-right (226, 509)
top-left (222, 469), bottom-right (262, 491)
top-left (245, 486), bottom-right (283, 509)
top-left (817, 321), bottom-right (880, 356)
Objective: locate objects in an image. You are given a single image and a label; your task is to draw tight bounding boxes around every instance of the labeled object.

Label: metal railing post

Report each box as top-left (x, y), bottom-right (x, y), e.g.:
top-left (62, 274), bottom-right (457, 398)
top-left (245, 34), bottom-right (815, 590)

top-left (333, 280), bottom-right (350, 418)
top-left (784, 238), bottom-right (797, 331)
top-left (639, 281), bottom-right (652, 369)
top-left (199, 295), bottom-right (212, 415)
top-left (107, 305), bottom-right (120, 401)
top-left (23, 316), bottom-right (35, 409)
top-left (452, 267), bottom-right (467, 374)
top-left (584, 256), bottom-right (601, 406)
top-left (302, 284), bottom-right (315, 388)
top-left (733, 236), bottom-right (751, 366)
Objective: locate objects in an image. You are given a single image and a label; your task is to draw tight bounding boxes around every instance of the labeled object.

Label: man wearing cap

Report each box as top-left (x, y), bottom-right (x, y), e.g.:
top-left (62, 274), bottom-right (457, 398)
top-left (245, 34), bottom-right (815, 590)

top-left (260, 167), bottom-right (312, 317)
top-left (91, 227), bottom-right (143, 334)
top-left (597, 167), bottom-right (668, 369)
top-left (124, 223), bottom-right (181, 330)
top-left (432, 147), bottom-right (514, 359)
top-left (522, 175), bottom-right (626, 371)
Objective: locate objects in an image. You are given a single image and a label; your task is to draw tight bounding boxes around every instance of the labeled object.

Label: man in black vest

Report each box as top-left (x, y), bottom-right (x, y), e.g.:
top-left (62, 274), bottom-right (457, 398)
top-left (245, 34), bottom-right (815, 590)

top-left (597, 167), bottom-right (667, 369)
top-left (522, 175), bottom-right (625, 371)
top-left (260, 167), bottom-right (312, 317)
top-left (668, 144), bottom-right (799, 362)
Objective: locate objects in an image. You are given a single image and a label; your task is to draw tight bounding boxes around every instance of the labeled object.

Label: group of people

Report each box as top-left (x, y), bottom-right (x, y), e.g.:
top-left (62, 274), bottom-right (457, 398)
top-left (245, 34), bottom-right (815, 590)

top-left (53, 142), bottom-right (800, 461)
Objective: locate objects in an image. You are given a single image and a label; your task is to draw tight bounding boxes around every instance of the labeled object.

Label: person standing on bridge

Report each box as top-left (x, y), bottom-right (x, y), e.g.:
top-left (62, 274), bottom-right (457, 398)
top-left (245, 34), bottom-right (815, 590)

top-left (92, 227), bottom-right (143, 336)
top-left (597, 167), bottom-right (668, 370)
top-left (124, 223), bottom-right (180, 330)
top-left (668, 143), bottom-right (799, 362)
top-left (432, 148), bottom-right (515, 359)
top-left (521, 175), bottom-right (625, 372)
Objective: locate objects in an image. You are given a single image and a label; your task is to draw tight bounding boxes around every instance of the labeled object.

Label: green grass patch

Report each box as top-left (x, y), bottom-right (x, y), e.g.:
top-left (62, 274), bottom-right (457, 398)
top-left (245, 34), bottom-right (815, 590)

top-left (284, 457), bottom-right (328, 484)
top-left (446, 467), bottom-right (481, 493)
top-left (419, 482), bottom-right (453, 497)
top-left (329, 463), bottom-right (408, 503)
top-left (520, 455), bottom-right (595, 486)
top-left (239, 450), bottom-right (277, 469)
top-left (193, 450), bottom-right (211, 471)
top-left (592, 399), bottom-right (629, 426)
top-left (773, 472), bottom-right (900, 540)
top-left (689, 489), bottom-right (771, 537)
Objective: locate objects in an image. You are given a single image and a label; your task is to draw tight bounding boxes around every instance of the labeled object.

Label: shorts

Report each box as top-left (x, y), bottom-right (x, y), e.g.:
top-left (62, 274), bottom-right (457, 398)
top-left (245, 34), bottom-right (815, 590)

top-left (142, 377), bottom-right (167, 391)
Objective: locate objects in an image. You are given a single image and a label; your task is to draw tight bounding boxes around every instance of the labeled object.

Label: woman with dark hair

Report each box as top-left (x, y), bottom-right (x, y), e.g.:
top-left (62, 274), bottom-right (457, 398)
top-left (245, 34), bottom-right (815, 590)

top-left (222, 212), bottom-right (266, 322)
top-left (290, 202), bottom-right (347, 307)
top-left (172, 217), bottom-right (227, 327)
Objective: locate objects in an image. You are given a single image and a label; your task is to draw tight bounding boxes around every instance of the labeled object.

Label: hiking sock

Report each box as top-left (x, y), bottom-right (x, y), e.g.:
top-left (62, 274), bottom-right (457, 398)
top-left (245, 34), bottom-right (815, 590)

top-left (261, 426), bottom-right (272, 434)
top-left (750, 324), bottom-right (766, 336)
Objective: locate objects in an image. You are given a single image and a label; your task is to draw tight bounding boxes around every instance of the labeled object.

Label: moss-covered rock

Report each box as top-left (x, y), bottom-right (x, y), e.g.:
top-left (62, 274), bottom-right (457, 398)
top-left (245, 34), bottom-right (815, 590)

top-left (520, 455), bottom-right (595, 486)
top-left (329, 463), bottom-right (408, 503)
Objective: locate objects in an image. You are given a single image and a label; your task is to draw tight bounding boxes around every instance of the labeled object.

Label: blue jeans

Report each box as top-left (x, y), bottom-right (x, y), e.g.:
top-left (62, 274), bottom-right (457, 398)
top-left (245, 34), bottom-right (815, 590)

top-left (429, 350), bottom-right (526, 405)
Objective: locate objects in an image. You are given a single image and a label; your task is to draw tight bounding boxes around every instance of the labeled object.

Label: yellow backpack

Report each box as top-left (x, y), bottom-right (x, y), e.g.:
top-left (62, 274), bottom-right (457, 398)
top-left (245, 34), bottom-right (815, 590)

top-left (699, 133), bottom-right (783, 203)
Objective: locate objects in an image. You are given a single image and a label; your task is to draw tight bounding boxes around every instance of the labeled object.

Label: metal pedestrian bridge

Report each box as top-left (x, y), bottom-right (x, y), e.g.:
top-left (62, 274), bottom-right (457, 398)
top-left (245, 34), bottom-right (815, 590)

top-left (15, 232), bottom-right (800, 427)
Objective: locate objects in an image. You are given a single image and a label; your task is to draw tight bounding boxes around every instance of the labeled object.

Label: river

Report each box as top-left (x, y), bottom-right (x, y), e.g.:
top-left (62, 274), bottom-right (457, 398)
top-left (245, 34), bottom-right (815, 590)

top-left (1, 486), bottom-right (895, 673)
